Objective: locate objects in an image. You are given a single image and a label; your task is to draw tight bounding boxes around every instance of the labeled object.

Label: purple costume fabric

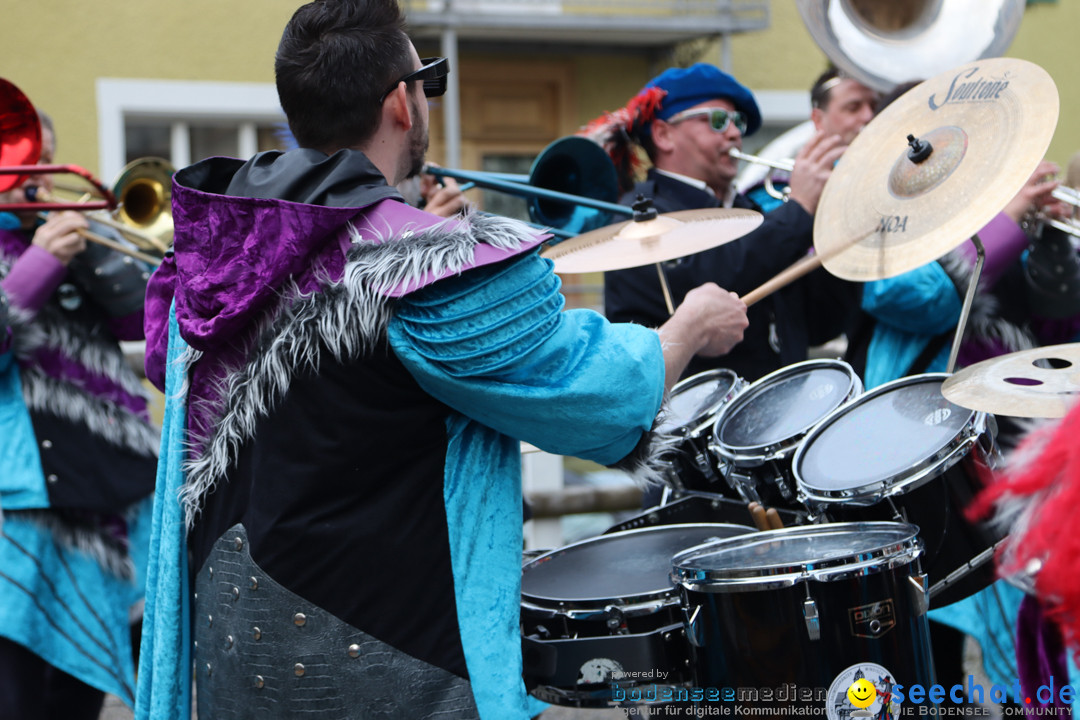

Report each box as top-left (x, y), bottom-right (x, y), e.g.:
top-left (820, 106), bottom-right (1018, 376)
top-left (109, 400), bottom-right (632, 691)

top-left (144, 176), bottom-right (543, 457)
top-left (1017, 595), bottom-right (1070, 710)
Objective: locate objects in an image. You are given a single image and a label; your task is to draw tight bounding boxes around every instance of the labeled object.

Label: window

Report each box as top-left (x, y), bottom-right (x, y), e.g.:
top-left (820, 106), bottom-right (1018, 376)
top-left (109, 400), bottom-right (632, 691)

top-left (97, 79), bottom-right (285, 182)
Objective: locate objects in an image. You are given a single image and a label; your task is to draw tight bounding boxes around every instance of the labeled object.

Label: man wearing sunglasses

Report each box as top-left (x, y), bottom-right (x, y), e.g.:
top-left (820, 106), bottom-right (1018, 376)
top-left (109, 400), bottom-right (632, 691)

top-left (134, 2), bottom-right (749, 719)
top-left (604, 63), bottom-right (855, 389)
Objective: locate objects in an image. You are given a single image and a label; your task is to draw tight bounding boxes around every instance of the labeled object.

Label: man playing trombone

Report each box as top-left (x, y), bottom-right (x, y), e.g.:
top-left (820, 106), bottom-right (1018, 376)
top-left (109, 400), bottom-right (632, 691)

top-left (596, 64), bottom-right (859, 385)
top-left (0, 108), bottom-right (157, 718)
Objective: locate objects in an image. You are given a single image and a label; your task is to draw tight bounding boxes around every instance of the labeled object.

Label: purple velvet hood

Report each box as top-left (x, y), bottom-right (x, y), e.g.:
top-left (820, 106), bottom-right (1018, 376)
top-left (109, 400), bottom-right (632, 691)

top-left (143, 149), bottom-right (545, 392)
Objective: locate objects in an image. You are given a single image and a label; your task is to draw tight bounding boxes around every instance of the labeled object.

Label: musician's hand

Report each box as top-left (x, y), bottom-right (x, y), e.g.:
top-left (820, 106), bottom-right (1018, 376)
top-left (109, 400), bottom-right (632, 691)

top-left (420, 169), bottom-right (468, 218)
top-left (658, 283), bottom-right (748, 390)
top-left (1003, 160), bottom-right (1064, 223)
top-left (32, 211), bottom-right (87, 265)
top-left (786, 130), bottom-right (846, 215)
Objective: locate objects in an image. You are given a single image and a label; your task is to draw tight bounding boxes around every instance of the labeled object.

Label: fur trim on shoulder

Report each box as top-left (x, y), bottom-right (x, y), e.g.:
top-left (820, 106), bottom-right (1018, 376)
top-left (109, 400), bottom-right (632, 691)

top-left (178, 213), bottom-right (534, 527)
top-left (6, 508), bottom-right (135, 581)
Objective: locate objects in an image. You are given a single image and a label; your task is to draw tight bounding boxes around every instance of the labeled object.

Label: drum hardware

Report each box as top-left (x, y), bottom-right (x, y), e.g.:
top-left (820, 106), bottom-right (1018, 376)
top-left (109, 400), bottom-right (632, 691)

top-left (908, 573), bottom-right (930, 616)
top-left (802, 593), bottom-right (821, 642)
top-left (927, 538), bottom-right (1008, 601)
top-left (941, 341), bottom-right (1080, 419)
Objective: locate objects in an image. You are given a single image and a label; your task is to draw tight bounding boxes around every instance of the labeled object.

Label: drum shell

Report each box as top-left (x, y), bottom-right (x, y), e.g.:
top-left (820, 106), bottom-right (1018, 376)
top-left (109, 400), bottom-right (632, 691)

top-left (793, 373), bottom-right (1005, 607)
top-left (658, 369), bottom-right (746, 494)
top-left (710, 359), bottom-right (862, 507)
top-left (673, 522), bottom-right (934, 706)
top-left (678, 557), bottom-right (935, 700)
top-left (521, 523), bottom-right (753, 707)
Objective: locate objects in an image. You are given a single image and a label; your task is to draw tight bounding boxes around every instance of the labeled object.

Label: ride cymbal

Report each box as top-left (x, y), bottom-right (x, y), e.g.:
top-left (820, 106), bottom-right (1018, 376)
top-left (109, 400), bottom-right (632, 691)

top-left (814, 57), bottom-right (1059, 281)
top-left (941, 343), bottom-right (1080, 418)
top-left (541, 207), bottom-right (763, 274)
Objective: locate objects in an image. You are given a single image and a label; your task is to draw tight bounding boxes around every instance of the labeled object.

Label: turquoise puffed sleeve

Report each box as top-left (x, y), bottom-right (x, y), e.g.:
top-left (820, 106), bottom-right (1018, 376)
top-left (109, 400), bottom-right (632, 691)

top-left (387, 251), bottom-right (665, 467)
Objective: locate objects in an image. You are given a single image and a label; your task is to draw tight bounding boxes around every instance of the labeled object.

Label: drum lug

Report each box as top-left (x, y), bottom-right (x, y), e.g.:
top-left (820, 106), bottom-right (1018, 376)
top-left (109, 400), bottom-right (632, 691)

top-left (604, 605), bottom-right (628, 635)
top-left (802, 598), bottom-right (821, 641)
top-left (908, 573), bottom-right (929, 616)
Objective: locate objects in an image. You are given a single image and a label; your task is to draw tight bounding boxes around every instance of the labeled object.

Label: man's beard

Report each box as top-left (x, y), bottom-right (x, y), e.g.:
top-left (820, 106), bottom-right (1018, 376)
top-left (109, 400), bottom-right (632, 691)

top-left (404, 96), bottom-right (429, 180)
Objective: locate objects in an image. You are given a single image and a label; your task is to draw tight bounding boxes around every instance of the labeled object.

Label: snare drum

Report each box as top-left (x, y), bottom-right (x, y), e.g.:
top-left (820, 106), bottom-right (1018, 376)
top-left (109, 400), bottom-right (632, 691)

top-left (672, 522), bottom-right (933, 707)
top-left (656, 369), bottom-right (746, 492)
top-left (520, 523), bottom-right (753, 707)
top-left (710, 359), bottom-right (861, 508)
top-left (793, 373), bottom-right (1004, 607)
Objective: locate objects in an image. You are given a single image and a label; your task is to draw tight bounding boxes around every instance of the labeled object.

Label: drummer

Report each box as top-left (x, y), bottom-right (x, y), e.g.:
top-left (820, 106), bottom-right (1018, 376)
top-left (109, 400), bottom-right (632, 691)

top-left (597, 64), bottom-right (859, 385)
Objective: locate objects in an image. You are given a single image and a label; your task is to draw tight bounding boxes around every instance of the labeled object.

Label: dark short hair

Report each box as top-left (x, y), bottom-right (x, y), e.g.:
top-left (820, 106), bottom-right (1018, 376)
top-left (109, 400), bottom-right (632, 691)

top-left (810, 65), bottom-right (842, 110)
top-left (275, 0), bottom-right (413, 152)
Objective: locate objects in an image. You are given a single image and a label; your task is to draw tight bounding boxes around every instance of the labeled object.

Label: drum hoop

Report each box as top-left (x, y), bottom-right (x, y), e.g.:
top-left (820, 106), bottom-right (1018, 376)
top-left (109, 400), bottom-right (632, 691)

top-left (671, 521), bottom-right (921, 592)
top-left (663, 369), bottom-right (747, 438)
top-left (792, 373), bottom-right (991, 502)
top-left (710, 359), bottom-right (861, 459)
top-left (521, 523), bottom-right (753, 612)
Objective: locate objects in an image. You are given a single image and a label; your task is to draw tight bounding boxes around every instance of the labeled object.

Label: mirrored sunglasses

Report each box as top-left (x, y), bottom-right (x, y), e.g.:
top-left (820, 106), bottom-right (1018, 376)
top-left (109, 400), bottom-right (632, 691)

top-left (668, 107), bottom-right (748, 135)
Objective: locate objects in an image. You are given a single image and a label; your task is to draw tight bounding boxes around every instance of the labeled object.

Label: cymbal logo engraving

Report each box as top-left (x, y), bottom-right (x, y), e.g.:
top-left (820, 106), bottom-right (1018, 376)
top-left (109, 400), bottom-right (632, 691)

top-left (928, 67), bottom-right (1009, 110)
top-left (876, 216), bottom-right (908, 234)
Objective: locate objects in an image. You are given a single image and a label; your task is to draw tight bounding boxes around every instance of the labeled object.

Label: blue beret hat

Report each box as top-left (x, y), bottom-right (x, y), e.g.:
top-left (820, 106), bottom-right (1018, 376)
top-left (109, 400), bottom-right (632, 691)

top-left (644, 63), bottom-right (762, 137)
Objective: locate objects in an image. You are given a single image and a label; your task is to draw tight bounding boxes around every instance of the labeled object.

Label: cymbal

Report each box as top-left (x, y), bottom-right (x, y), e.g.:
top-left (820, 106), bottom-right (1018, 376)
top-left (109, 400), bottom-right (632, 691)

top-left (941, 343), bottom-right (1080, 418)
top-left (541, 207), bottom-right (763, 274)
top-left (815, 57), bottom-right (1059, 281)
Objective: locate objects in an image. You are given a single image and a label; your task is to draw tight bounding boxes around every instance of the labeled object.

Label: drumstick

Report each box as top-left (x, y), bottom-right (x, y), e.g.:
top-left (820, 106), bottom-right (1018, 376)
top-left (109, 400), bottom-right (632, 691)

top-left (748, 502), bottom-right (770, 532)
top-left (765, 507), bottom-right (784, 531)
top-left (742, 253), bottom-right (822, 307)
top-left (741, 226), bottom-right (879, 307)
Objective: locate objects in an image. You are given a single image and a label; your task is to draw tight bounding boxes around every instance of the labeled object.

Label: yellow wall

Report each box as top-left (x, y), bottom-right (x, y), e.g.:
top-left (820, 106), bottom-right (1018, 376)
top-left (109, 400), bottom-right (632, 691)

top-left (2, 1), bottom-right (298, 177)
top-left (3, 1), bottom-right (1079, 172)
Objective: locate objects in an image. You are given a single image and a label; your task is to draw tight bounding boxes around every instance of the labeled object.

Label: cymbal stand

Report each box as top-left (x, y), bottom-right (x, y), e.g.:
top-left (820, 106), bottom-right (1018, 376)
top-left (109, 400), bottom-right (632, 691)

top-left (656, 263), bottom-right (675, 316)
top-left (945, 234), bottom-right (985, 374)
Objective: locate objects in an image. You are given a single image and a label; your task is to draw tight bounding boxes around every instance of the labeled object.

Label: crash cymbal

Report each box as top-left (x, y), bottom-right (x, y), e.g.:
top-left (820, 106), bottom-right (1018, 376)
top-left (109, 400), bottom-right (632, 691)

top-left (541, 207), bottom-right (763, 274)
top-left (941, 343), bottom-right (1080, 418)
top-left (815, 57), bottom-right (1059, 281)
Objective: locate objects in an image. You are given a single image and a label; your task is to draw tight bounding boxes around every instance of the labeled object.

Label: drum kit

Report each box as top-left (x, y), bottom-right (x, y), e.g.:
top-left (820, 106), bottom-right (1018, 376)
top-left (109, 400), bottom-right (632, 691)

top-left (523, 54), bottom-right (1080, 711)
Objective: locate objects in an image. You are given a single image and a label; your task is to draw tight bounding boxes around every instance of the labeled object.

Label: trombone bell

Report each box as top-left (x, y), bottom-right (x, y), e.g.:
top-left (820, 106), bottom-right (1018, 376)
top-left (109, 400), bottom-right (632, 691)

top-left (113, 157), bottom-right (174, 247)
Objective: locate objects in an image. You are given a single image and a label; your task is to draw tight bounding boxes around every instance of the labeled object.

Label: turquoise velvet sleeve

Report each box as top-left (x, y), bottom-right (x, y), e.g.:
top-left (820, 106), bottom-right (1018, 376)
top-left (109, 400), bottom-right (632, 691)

top-left (862, 262), bottom-right (962, 335)
top-left (388, 252), bottom-right (666, 467)
top-left (0, 351), bottom-right (49, 509)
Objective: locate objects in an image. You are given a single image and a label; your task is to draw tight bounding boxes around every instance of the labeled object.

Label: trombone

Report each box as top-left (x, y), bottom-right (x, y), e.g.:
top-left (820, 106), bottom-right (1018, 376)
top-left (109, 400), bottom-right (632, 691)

top-left (0, 77), bottom-right (171, 265)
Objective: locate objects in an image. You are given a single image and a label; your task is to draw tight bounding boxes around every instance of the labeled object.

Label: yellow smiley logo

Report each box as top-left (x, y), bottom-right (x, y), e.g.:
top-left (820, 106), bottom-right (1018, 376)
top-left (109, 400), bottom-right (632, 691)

top-left (847, 678), bottom-right (877, 708)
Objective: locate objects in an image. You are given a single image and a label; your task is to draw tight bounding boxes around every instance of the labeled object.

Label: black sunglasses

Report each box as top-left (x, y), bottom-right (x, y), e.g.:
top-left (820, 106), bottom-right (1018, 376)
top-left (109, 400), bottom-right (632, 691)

top-left (379, 57), bottom-right (449, 104)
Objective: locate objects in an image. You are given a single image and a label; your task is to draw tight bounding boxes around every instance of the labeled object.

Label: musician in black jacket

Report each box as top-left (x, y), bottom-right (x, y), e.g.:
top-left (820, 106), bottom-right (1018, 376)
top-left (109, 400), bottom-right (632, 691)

top-left (600, 63), bottom-right (858, 382)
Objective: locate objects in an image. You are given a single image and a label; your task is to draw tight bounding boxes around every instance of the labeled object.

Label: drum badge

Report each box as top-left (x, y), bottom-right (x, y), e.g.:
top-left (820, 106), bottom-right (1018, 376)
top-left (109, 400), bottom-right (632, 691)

top-left (923, 407), bottom-right (952, 426)
top-left (849, 600), bottom-right (896, 638)
top-left (826, 662), bottom-right (902, 720)
top-left (578, 658), bottom-right (623, 685)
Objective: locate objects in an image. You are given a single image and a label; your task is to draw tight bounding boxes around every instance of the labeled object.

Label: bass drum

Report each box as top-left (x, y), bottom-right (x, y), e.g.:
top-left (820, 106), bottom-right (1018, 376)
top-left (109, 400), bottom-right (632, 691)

top-left (793, 373), bottom-right (1004, 607)
top-left (520, 523), bottom-right (753, 707)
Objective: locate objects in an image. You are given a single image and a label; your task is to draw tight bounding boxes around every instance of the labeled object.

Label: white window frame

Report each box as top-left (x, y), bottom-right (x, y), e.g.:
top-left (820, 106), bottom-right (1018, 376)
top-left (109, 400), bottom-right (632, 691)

top-left (96, 78), bottom-right (284, 183)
